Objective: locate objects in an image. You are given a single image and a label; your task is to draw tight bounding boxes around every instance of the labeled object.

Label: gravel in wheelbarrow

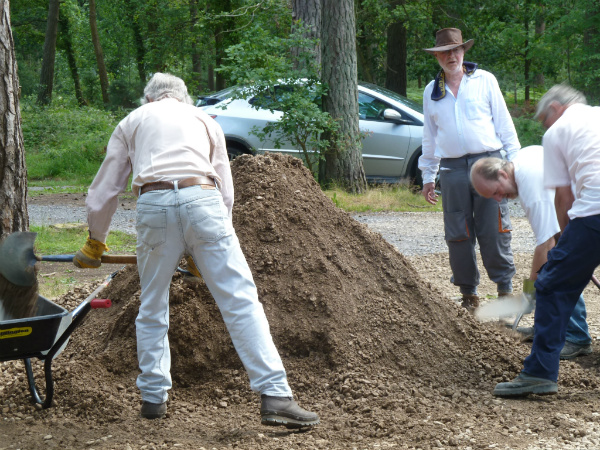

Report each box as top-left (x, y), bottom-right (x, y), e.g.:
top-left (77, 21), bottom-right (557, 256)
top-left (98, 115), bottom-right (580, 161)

top-left (0, 271), bottom-right (115, 408)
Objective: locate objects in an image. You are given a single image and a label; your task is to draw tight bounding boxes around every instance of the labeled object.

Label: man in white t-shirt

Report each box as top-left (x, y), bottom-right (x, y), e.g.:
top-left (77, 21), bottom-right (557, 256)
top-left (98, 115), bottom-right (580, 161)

top-left (492, 84), bottom-right (600, 397)
top-left (470, 146), bottom-right (592, 359)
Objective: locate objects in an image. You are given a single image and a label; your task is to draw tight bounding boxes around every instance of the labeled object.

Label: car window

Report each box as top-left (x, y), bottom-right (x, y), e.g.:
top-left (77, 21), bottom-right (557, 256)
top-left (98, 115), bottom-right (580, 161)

top-left (358, 92), bottom-right (393, 121)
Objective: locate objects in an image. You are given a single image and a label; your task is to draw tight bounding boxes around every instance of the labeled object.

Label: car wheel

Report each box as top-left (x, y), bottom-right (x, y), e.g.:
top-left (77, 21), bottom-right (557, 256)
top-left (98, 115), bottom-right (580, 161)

top-left (227, 144), bottom-right (246, 161)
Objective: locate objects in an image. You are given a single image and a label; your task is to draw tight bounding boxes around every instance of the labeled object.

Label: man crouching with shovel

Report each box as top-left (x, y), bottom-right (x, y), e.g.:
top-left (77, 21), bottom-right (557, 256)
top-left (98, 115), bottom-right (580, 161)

top-left (470, 146), bottom-right (592, 360)
top-left (477, 84), bottom-right (600, 397)
top-left (73, 73), bottom-right (319, 427)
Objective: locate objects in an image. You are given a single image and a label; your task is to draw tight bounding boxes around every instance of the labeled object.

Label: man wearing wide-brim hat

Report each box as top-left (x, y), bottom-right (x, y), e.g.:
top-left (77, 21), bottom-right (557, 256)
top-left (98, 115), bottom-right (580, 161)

top-left (418, 28), bottom-right (521, 310)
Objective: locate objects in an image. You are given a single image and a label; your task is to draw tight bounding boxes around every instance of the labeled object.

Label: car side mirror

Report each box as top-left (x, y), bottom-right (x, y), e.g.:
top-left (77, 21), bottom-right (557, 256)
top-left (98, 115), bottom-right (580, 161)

top-left (383, 108), bottom-right (411, 124)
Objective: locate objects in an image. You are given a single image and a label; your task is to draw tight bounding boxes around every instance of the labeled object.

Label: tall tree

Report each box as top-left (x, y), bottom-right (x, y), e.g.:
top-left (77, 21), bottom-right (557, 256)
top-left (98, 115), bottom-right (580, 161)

top-left (321, 0), bottom-right (366, 193)
top-left (385, 0), bottom-right (407, 96)
top-left (292, 0), bottom-right (322, 72)
top-left (58, 13), bottom-right (87, 106)
top-left (37, 0), bottom-right (60, 105)
top-left (89, 0), bottom-right (110, 105)
top-left (0, 0), bottom-right (29, 237)
top-left (189, 0), bottom-right (203, 90)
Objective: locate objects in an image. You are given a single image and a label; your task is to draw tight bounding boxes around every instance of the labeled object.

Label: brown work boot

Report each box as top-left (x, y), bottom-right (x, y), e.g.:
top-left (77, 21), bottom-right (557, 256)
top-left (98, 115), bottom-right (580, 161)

top-left (461, 294), bottom-right (479, 312)
top-left (260, 395), bottom-right (320, 429)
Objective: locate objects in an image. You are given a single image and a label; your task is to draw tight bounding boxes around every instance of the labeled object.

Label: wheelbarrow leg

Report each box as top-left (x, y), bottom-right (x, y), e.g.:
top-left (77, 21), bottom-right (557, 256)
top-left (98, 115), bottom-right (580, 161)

top-left (23, 358), bottom-right (54, 408)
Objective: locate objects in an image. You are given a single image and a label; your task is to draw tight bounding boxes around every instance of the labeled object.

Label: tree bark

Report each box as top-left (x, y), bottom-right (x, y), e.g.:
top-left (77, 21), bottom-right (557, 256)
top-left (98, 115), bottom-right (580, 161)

top-left (59, 14), bottom-right (86, 106)
top-left (321, 0), bottom-right (366, 193)
top-left (37, 0), bottom-right (60, 105)
top-left (0, 0), bottom-right (29, 238)
top-left (385, 0), bottom-right (407, 96)
top-left (189, 0), bottom-right (202, 91)
top-left (292, 0), bottom-right (321, 73)
top-left (89, 0), bottom-right (110, 105)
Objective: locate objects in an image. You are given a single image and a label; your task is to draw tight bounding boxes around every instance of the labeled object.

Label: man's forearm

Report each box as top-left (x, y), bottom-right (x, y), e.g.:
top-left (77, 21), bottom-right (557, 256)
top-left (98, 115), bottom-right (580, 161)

top-left (530, 237), bottom-right (555, 280)
top-left (554, 186), bottom-right (574, 232)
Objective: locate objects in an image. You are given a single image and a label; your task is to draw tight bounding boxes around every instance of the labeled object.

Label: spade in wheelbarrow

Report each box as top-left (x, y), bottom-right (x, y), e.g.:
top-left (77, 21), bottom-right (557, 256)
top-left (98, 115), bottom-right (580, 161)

top-left (0, 271), bottom-right (115, 408)
top-left (0, 231), bottom-right (129, 408)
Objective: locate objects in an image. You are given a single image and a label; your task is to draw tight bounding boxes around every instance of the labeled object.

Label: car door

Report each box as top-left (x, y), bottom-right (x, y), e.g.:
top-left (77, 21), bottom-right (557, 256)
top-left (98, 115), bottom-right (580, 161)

top-left (358, 92), bottom-right (413, 179)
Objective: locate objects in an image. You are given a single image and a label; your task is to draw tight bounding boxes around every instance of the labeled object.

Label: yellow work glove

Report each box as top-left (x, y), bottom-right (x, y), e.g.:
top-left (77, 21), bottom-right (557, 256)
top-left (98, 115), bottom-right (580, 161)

top-left (73, 238), bottom-right (109, 268)
top-left (523, 278), bottom-right (536, 298)
top-left (185, 255), bottom-right (202, 278)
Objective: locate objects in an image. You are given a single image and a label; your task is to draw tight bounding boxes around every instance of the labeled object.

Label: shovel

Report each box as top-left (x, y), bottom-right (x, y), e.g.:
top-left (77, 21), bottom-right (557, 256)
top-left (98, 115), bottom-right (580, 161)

top-left (0, 232), bottom-right (136, 287)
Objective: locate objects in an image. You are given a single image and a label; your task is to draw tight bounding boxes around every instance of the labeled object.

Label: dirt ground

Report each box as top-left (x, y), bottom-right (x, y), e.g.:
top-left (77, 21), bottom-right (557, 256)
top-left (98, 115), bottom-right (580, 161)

top-left (3, 153), bottom-right (600, 450)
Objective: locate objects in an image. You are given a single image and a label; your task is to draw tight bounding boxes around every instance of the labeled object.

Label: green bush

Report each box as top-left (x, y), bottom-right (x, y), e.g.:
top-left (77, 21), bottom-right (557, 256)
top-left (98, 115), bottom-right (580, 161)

top-left (513, 116), bottom-right (545, 148)
top-left (21, 96), bottom-right (124, 183)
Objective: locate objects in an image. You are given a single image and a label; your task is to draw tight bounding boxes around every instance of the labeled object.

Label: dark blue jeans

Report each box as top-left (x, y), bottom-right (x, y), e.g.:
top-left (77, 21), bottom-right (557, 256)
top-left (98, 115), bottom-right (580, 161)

top-left (523, 214), bottom-right (600, 381)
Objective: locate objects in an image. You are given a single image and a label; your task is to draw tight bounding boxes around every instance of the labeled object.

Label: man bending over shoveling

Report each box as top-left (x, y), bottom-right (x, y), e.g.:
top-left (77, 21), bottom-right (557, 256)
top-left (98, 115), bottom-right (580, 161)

top-left (73, 73), bottom-right (319, 427)
top-left (470, 146), bottom-right (592, 360)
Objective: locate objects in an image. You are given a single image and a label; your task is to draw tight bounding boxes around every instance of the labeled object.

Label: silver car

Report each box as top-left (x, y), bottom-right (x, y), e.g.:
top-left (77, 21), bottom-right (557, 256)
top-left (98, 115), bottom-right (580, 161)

top-left (198, 82), bottom-right (424, 185)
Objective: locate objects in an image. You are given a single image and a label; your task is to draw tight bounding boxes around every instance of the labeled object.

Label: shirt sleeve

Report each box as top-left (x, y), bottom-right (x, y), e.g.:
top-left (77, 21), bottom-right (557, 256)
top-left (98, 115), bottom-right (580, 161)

top-left (488, 74), bottom-right (520, 161)
top-left (86, 122), bottom-right (132, 242)
top-left (204, 117), bottom-right (234, 218)
top-left (418, 84), bottom-right (441, 185)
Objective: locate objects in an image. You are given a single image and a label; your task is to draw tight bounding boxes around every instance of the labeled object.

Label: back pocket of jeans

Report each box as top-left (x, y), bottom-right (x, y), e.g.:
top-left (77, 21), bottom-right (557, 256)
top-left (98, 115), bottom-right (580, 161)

top-left (444, 210), bottom-right (470, 242)
top-left (136, 209), bottom-right (167, 247)
top-left (186, 199), bottom-right (229, 242)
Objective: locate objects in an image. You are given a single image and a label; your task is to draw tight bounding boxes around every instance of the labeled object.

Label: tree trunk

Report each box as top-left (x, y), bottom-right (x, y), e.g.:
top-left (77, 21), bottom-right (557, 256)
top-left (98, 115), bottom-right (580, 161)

top-left (385, 1), bottom-right (407, 96)
top-left (292, 0), bottom-right (322, 73)
top-left (89, 0), bottom-right (110, 105)
top-left (534, 2), bottom-right (545, 87)
top-left (356, 0), bottom-right (374, 83)
top-left (321, 0), bottom-right (366, 193)
top-left (124, 0), bottom-right (146, 83)
top-left (59, 14), bottom-right (86, 106)
top-left (0, 0), bottom-right (29, 237)
top-left (37, 0), bottom-right (60, 105)
top-left (524, 19), bottom-right (530, 105)
top-left (189, 0), bottom-right (202, 91)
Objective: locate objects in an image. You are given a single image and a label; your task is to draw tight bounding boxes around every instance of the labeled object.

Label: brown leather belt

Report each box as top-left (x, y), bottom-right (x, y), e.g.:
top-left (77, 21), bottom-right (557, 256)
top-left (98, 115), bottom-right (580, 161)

top-left (140, 176), bottom-right (215, 195)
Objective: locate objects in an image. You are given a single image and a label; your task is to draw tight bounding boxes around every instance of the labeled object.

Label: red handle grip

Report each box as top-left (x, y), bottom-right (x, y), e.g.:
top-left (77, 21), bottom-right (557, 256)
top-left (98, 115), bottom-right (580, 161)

top-left (90, 299), bottom-right (112, 309)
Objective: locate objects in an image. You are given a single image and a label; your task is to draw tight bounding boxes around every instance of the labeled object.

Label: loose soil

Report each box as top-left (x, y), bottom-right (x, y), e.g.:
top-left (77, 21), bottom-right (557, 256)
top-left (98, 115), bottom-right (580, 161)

top-left (3, 153), bottom-right (600, 450)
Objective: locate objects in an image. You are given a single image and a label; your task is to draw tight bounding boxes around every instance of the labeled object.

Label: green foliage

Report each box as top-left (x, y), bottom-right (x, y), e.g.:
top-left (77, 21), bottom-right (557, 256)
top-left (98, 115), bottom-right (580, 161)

top-left (21, 96), bottom-right (122, 182)
top-left (219, 24), bottom-right (338, 175)
top-left (513, 116), bottom-right (545, 148)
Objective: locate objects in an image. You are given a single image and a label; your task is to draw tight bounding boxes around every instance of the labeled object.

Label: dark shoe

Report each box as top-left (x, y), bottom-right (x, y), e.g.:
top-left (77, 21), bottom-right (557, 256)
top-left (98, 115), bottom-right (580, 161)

top-left (516, 326), bottom-right (535, 342)
top-left (560, 341), bottom-right (592, 360)
top-left (140, 401), bottom-right (167, 419)
top-left (497, 291), bottom-right (512, 297)
top-left (461, 294), bottom-right (479, 312)
top-left (493, 373), bottom-right (557, 397)
top-left (260, 395), bottom-right (320, 429)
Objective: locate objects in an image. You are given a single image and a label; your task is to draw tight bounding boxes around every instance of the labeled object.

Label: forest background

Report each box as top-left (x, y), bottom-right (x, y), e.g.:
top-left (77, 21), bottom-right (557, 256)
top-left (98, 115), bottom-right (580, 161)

top-left (9, 0), bottom-right (600, 185)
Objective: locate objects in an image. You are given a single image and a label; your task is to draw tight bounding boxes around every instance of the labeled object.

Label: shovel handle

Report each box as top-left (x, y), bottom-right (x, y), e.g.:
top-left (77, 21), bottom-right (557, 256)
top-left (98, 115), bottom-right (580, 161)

top-left (39, 254), bottom-right (137, 264)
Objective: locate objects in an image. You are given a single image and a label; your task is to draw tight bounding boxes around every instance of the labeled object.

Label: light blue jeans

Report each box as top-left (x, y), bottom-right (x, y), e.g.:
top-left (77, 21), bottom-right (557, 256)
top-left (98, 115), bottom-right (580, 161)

top-left (135, 182), bottom-right (291, 403)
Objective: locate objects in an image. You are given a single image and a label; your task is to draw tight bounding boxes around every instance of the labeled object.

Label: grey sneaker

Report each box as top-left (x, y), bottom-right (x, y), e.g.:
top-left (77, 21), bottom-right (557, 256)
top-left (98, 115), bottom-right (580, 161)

top-left (260, 395), bottom-right (320, 429)
top-left (516, 326), bottom-right (535, 342)
top-left (140, 401), bottom-right (167, 419)
top-left (493, 373), bottom-right (557, 397)
top-left (560, 341), bottom-right (592, 360)
top-left (461, 294), bottom-right (479, 312)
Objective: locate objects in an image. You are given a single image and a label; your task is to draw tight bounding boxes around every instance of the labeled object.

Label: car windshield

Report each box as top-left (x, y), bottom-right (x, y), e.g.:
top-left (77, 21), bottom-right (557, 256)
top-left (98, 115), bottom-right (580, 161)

top-left (359, 82), bottom-right (423, 113)
top-left (196, 86), bottom-right (240, 106)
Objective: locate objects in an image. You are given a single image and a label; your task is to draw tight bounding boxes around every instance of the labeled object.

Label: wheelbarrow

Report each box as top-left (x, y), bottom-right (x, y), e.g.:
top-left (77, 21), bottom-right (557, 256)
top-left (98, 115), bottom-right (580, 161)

top-left (0, 271), bottom-right (116, 409)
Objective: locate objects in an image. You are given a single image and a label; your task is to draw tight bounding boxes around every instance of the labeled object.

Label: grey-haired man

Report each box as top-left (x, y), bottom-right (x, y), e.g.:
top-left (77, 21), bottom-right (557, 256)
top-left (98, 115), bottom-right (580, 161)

top-left (73, 73), bottom-right (319, 427)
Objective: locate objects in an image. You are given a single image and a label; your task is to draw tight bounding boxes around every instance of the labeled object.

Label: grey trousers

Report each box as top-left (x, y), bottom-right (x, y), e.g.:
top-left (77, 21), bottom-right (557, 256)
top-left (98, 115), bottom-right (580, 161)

top-left (439, 151), bottom-right (515, 295)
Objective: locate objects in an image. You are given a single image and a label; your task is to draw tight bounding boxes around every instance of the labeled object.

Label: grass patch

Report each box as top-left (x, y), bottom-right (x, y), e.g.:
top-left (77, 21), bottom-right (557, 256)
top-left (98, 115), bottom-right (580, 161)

top-left (31, 225), bottom-right (137, 255)
top-left (324, 184), bottom-right (443, 213)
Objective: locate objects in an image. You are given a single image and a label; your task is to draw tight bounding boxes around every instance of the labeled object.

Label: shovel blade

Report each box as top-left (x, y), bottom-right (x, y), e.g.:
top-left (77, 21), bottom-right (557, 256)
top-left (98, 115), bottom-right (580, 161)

top-left (0, 232), bottom-right (39, 287)
top-left (474, 294), bottom-right (532, 321)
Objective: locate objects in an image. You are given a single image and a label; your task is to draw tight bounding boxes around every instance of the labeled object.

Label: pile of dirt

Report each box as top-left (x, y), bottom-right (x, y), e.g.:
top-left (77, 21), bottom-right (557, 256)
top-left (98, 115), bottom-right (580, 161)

top-left (9, 153), bottom-right (587, 449)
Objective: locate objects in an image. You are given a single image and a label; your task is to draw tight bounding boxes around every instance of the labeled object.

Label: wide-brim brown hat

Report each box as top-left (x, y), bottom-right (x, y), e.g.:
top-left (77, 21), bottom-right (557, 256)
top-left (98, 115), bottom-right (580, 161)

top-left (423, 28), bottom-right (474, 54)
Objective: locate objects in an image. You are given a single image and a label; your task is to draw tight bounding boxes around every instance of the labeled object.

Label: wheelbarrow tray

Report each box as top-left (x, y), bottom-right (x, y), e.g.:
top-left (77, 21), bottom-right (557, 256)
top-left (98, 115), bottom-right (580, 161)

top-left (0, 295), bottom-right (69, 361)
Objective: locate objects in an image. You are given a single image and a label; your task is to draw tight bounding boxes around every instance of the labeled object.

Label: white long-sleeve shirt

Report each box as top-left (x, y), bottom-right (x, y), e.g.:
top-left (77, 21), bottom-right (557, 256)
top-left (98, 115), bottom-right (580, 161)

top-left (86, 98), bottom-right (233, 242)
top-left (418, 69), bottom-right (521, 185)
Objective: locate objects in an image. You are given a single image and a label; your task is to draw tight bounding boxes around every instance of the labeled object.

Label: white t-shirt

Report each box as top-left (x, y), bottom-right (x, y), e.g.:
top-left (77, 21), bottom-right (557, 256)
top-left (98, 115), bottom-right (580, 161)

top-left (543, 103), bottom-right (600, 219)
top-left (513, 145), bottom-right (560, 246)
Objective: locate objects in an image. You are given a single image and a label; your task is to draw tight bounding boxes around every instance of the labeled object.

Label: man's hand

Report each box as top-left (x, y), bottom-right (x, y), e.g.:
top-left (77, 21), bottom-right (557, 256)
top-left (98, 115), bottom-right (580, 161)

top-left (73, 238), bottom-right (109, 268)
top-left (422, 182), bottom-right (439, 205)
top-left (523, 278), bottom-right (536, 298)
